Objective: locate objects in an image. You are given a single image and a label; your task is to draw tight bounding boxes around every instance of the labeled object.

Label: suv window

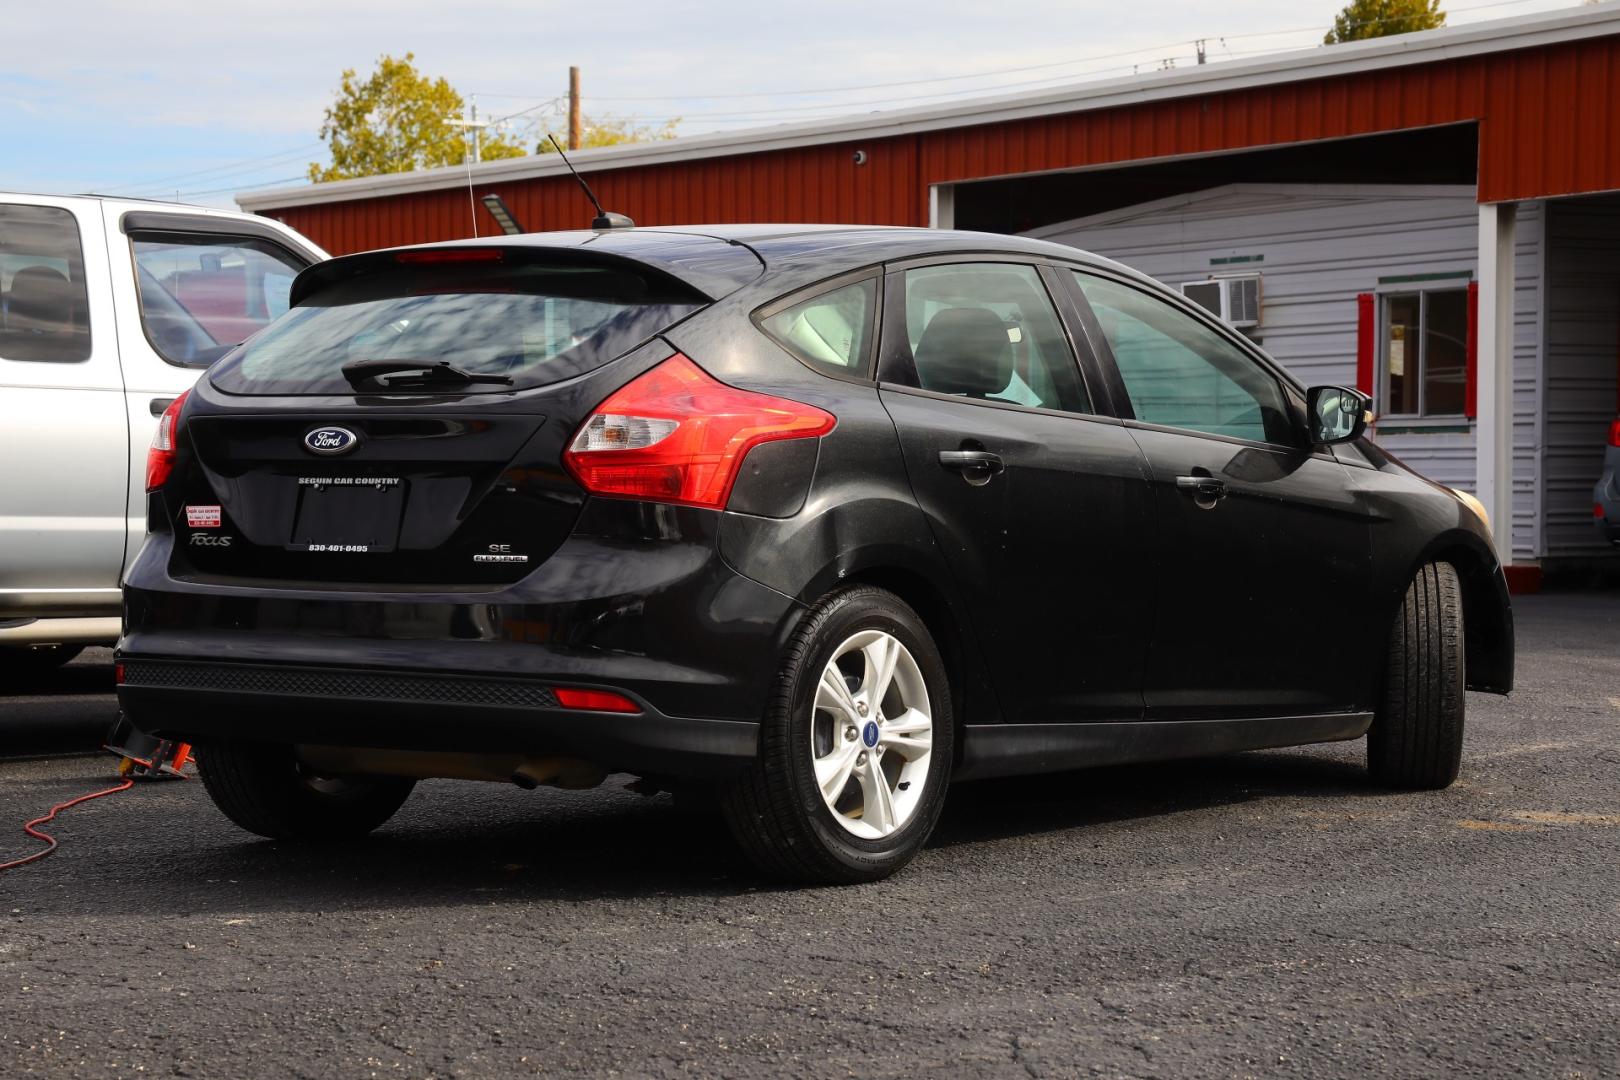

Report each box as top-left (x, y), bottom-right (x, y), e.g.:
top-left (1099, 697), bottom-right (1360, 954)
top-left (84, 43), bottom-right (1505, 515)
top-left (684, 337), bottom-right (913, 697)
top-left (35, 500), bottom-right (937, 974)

top-left (892, 263), bottom-right (1089, 414)
top-left (1072, 271), bottom-right (1295, 445)
top-left (0, 203), bottom-right (92, 364)
top-left (131, 233), bottom-right (306, 367)
top-left (757, 278), bottom-right (875, 378)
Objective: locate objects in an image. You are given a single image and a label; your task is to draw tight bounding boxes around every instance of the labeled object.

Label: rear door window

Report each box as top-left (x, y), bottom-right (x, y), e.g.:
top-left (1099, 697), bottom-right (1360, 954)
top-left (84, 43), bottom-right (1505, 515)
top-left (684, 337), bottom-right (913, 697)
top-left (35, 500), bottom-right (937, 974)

top-left (131, 233), bottom-right (308, 367)
top-left (0, 203), bottom-right (92, 364)
top-left (887, 262), bottom-right (1089, 414)
top-left (208, 252), bottom-right (708, 396)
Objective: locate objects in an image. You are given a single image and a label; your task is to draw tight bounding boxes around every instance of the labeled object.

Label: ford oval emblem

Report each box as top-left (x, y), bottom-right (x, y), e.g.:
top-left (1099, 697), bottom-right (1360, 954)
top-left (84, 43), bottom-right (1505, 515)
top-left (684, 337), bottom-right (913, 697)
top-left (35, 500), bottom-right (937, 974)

top-left (304, 427), bottom-right (359, 456)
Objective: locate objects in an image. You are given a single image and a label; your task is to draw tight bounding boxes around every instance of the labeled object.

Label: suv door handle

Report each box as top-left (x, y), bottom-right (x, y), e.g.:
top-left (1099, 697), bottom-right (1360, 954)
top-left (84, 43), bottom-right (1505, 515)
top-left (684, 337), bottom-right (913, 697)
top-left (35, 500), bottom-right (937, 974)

top-left (938, 450), bottom-right (1005, 476)
top-left (150, 397), bottom-right (177, 417)
top-left (1175, 475), bottom-right (1228, 504)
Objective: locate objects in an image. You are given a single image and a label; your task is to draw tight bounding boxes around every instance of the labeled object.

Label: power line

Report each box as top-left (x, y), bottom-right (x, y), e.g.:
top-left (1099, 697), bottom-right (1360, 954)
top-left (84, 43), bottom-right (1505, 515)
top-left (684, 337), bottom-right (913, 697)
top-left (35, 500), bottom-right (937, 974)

top-left (539, 56), bottom-right (1206, 125)
top-left (133, 173), bottom-right (309, 202)
top-left (474, 40), bottom-right (1206, 103)
top-left (150, 0), bottom-right (1561, 200)
top-left (473, 0), bottom-right (1554, 108)
top-left (109, 142), bottom-right (324, 193)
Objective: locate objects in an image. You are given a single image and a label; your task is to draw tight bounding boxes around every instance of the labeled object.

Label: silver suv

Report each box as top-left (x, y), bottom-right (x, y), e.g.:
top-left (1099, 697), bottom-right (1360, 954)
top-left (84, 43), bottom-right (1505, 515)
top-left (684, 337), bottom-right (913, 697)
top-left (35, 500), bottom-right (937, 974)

top-left (0, 193), bottom-right (324, 681)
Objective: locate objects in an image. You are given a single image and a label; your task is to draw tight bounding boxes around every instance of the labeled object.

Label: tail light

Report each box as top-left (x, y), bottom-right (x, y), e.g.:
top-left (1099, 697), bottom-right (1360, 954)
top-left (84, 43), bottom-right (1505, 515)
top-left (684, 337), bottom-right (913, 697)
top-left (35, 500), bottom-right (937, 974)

top-left (563, 353), bottom-right (835, 510)
top-left (1609, 418), bottom-right (1620, 447)
top-left (145, 390), bottom-right (190, 491)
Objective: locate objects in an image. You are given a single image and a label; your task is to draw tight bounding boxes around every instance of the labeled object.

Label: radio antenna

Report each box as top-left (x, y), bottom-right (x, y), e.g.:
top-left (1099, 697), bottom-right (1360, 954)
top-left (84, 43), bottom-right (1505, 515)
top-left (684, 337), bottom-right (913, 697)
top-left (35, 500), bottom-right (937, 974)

top-left (546, 133), bottom-right (634, 230)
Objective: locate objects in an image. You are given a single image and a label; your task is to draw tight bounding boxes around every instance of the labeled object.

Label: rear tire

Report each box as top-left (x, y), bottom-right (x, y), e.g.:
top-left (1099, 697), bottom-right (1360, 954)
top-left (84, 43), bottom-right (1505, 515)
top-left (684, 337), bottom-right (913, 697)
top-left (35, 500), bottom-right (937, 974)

top-left (197, 741), bottom-right (415, 841)
top-left (1368, 561), bottom-right (1465, 790)
top-left (720, 585), bottom-right (954, 884)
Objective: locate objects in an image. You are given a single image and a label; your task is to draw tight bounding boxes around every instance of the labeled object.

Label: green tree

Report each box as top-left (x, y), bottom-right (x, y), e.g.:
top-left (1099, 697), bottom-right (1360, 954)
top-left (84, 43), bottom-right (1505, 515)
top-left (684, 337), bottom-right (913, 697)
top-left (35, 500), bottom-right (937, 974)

top-left (309, 53), bottom-right (526, 182)
top-left (1324, 0), bottom-right (1445, 44)
top-left (535, 117), bottom-right (680, 154)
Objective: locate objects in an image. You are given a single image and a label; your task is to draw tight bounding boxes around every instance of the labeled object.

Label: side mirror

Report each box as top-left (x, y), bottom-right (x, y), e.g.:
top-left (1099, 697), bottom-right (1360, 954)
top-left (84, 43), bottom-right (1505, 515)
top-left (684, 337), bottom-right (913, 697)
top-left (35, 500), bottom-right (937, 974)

top-left (1306, 385), bottom-right (1370, 446)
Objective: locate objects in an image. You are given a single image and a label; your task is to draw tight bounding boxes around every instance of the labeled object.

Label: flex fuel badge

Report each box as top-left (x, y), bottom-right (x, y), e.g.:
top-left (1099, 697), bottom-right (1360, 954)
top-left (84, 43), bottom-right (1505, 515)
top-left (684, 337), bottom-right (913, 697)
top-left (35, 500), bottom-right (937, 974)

top-left (473, 544), bottom-right (529, 564)
top-left (185, 505), bottom-right (222, 528)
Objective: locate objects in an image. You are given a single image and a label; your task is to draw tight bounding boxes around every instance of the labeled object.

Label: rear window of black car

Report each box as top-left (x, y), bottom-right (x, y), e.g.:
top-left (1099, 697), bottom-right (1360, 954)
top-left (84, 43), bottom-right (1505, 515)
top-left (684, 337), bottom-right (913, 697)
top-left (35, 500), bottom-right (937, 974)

top-left (208, 255), bottom-right (707, 395)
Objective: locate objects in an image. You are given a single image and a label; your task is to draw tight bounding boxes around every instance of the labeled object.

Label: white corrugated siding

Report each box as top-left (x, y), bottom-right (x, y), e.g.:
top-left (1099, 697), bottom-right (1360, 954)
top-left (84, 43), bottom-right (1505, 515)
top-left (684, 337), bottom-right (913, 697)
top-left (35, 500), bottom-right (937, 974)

top-left (1541, 195), bottom-right (1620, 558)
top-left (1027, 184), bottom-right (1544, 561)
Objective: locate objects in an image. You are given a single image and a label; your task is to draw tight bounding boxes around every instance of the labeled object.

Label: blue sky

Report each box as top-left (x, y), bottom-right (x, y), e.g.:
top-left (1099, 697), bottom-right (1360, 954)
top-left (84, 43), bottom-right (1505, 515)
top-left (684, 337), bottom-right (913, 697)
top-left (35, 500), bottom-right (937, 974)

top-left (0, 0), bottom-right (1584, 209)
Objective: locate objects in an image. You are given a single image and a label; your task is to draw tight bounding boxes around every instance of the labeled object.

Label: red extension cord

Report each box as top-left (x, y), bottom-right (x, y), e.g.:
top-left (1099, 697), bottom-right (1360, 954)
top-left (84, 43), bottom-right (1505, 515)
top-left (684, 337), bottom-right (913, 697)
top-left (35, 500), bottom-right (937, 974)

top-left (0, 779), bottom-right (135, 872)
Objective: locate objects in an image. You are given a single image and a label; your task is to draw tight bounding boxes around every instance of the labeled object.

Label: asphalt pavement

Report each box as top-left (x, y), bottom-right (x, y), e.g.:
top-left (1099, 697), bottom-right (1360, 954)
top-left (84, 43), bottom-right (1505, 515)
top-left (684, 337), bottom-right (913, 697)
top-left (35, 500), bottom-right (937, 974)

top-left (1, 595), bottom-right (1617, 1078)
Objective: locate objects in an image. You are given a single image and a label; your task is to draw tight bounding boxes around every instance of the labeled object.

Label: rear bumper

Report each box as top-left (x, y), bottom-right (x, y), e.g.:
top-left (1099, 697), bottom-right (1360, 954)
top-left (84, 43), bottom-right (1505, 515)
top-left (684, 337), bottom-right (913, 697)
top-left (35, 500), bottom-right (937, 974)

top-left (117, 501), bottom-right (803, 777)
top-left (116, 657), bottom-right (757, 778)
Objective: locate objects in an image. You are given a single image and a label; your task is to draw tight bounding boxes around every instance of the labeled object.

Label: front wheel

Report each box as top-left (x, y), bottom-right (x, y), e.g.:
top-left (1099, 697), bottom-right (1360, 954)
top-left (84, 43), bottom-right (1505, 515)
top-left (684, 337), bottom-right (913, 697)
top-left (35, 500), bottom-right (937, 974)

top-left (197, 741), bottom-right (415, 841)
top-left (1368, 561), bottom-right (1466, 790)
top-left (721, 585), bottom-right (954, 884)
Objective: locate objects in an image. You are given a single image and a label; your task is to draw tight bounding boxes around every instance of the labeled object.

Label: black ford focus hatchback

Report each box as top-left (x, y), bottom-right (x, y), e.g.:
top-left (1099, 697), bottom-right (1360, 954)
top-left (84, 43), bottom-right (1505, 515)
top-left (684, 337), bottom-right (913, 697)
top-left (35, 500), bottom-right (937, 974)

top-left (118, 225), bottom-right (1513, 883)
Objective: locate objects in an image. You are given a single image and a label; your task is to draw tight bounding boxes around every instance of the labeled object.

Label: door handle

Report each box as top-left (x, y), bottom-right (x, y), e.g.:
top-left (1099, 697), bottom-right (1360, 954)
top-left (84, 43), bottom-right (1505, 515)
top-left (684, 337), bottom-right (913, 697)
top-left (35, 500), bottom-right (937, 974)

top-left (149, 397), bottom-right (177, 417)
top-left (938, 450), bottom-right (1005, 477)
top-left (1175, 475), bottom-right (1228, 505)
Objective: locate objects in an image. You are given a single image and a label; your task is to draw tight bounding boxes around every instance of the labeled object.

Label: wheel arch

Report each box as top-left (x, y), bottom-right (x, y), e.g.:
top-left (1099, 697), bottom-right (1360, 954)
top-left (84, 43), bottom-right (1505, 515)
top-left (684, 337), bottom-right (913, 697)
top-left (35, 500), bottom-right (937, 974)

top-left (833, 562), bottom-right (1004, 743)
top-left (1404, 529), bottom-right (1515, 695)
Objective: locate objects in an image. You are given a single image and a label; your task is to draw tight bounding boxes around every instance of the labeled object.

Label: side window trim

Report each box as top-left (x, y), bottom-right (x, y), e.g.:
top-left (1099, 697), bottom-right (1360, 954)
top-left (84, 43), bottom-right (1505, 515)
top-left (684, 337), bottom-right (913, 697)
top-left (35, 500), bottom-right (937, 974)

top-left (1066, 266), bottom-right (1307, 451)
top-left (1035, 261), bottom-right (1117, 420)
top-left (876, 259), bottom-right (1096, 418)
top-left (118, 211), bottom-right (323, 265)
top-left (875, 267), bottom-right (912, 387)
top-left (1053, 266), bottom-right (1136, 421)
top-left (751, 267), bottom-right (883, 383)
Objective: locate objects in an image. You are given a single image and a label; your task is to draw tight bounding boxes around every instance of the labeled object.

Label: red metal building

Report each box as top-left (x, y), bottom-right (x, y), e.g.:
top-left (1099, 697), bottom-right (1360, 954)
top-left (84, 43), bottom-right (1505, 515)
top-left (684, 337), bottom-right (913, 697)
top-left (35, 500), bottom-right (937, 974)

top-left (244, 9), bottom-right (1620, 250)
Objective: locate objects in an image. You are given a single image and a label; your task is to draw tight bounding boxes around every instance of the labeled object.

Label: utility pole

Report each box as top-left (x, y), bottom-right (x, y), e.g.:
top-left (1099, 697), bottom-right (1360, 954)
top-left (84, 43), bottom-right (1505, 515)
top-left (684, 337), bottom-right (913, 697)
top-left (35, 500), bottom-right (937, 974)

top-left (447, 101), bottom-right (492, 165)
top-left (568, 66), bottom-right (582, 151)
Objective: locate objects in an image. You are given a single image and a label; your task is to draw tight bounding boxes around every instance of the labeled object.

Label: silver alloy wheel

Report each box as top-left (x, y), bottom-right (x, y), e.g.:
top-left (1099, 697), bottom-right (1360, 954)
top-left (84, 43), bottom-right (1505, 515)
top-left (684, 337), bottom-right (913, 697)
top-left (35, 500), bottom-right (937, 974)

top-left (810, 628), bottom-right (933, 839)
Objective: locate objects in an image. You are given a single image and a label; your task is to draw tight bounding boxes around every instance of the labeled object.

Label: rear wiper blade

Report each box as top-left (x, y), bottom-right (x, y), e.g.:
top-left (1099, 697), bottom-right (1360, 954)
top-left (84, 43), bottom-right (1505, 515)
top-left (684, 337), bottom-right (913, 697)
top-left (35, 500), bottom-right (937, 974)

top-left (340, 358), bottom-right (514, 388)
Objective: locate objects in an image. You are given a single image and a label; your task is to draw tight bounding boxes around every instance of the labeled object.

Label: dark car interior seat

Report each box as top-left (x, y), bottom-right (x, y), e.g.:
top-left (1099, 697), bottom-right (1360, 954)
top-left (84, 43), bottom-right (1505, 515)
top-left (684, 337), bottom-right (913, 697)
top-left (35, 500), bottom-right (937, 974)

top-left (0, 264), bottom-right (89, 363)
top-left (912, 307), bottom-right (1013, 399)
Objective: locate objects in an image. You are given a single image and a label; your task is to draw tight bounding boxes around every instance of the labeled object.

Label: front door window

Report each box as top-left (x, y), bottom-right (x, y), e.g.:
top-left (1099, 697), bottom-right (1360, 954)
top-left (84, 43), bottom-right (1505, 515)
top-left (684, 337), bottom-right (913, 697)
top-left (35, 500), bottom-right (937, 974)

top-left (1071, 271), bottom-right (1295, 446)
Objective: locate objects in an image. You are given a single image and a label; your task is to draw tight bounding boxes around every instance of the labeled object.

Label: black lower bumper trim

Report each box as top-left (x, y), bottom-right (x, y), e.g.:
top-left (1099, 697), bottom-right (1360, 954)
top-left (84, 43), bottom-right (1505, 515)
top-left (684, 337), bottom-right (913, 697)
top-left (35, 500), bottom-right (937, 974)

top-left (121, 658), bottom-right (564, 710)
top-left (116, 658), bottom-right (758, 779)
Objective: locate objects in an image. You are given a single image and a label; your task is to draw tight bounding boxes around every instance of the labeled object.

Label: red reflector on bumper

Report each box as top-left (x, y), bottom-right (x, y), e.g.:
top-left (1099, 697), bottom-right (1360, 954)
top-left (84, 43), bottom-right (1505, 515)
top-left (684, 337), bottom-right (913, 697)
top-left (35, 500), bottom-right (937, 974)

top-left (554, 687), bottom-right (641, 713)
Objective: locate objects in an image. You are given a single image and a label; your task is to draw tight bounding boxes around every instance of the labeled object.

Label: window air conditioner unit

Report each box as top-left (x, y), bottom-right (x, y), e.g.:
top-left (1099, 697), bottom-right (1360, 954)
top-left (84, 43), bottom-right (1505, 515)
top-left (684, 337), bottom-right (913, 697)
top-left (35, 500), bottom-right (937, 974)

top-left (1182, 275), bottom-right (1261, 329)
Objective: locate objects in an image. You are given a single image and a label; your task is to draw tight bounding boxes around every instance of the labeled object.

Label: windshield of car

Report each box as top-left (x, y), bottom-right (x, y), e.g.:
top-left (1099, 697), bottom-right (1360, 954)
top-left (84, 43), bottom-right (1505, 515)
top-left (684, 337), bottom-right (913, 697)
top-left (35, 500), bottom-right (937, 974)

top-left (208, 259), bottom-right (707, 395)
